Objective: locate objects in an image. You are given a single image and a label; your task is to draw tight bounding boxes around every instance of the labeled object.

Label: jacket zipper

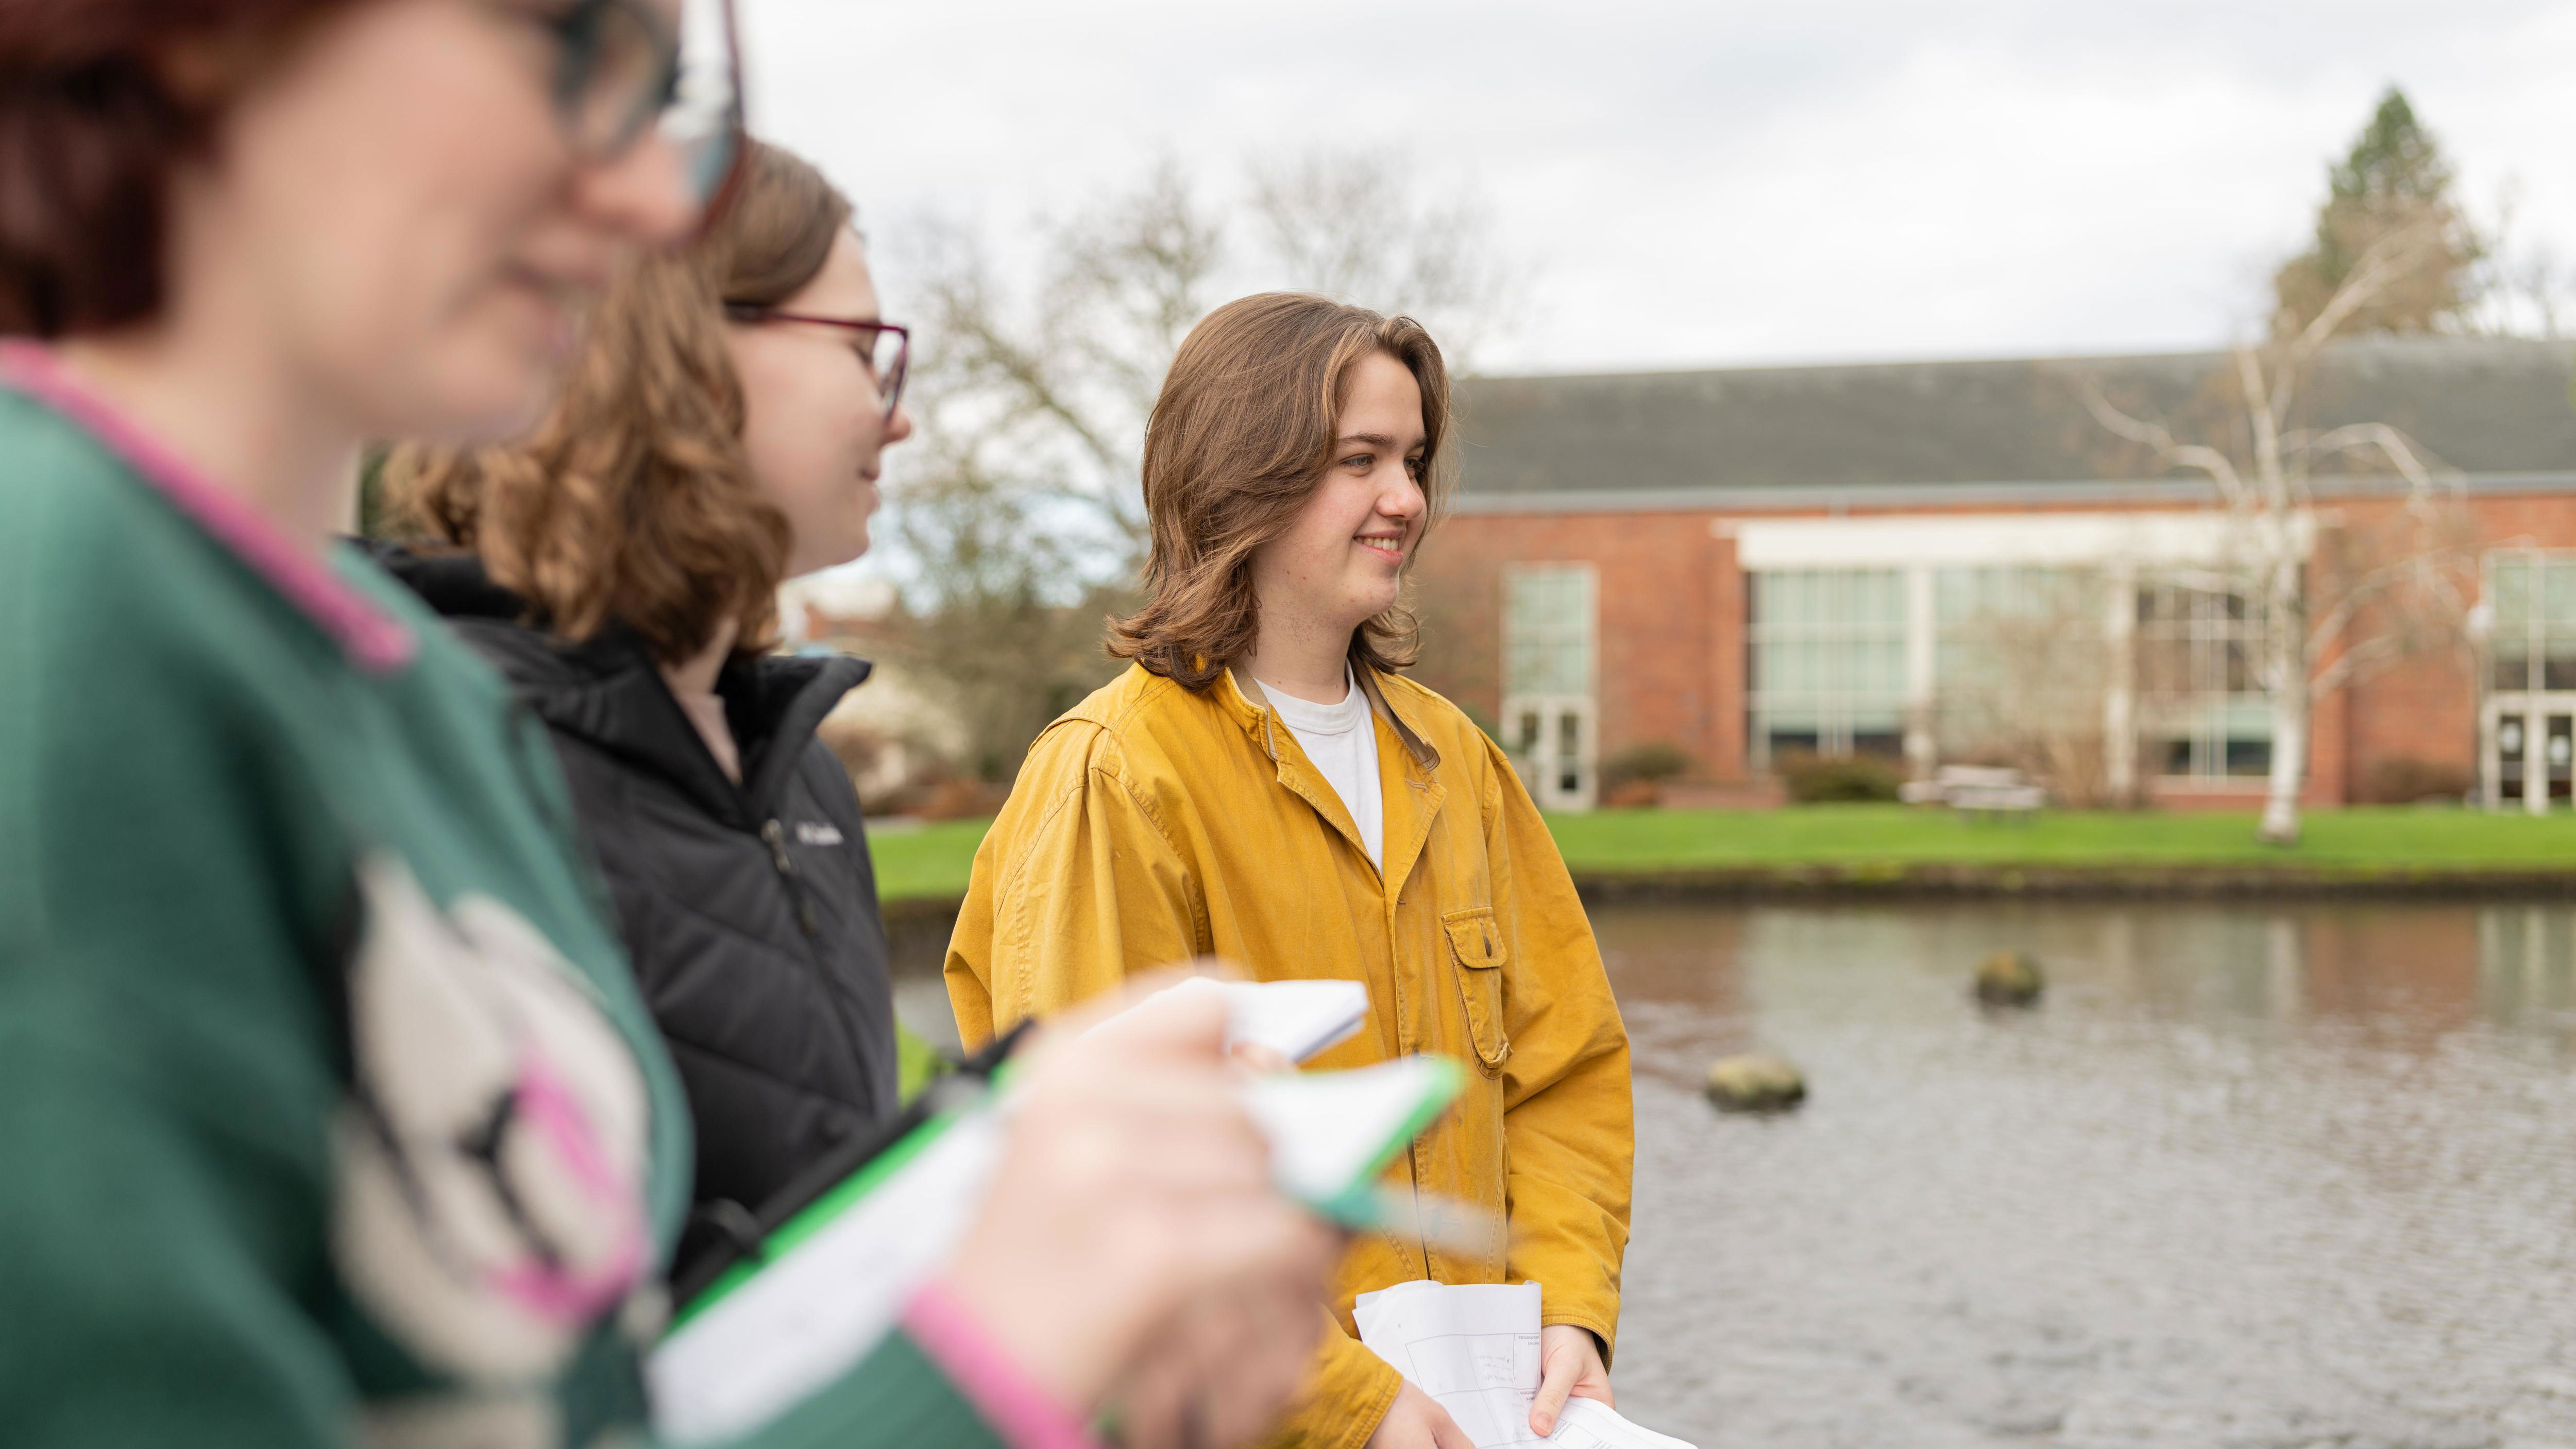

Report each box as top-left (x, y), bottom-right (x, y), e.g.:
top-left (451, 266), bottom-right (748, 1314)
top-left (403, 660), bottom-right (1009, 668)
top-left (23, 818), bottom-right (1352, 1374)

top-left (761, 792), bottom-right (885, 1117)
top-left (760, 819), bottom-right (821, 937)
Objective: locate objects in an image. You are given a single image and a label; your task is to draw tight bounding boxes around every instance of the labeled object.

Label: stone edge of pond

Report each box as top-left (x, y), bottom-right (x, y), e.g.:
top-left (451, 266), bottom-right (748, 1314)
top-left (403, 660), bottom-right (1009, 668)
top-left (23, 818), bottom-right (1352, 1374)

top-left (882, 895), bottom-right (965, 978)
top-left (879, 864), bottom-right (2576, 926)
top-left (1566, 864), bottom-right (2576, 900)
top-left (871, 868), bottom-right (2576, 978)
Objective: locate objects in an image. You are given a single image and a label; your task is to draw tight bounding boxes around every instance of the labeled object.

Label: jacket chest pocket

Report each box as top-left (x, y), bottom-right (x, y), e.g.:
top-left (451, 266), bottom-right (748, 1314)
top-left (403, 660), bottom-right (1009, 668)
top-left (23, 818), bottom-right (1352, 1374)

top-left (1442, 907), bottom-right (1511, 1073)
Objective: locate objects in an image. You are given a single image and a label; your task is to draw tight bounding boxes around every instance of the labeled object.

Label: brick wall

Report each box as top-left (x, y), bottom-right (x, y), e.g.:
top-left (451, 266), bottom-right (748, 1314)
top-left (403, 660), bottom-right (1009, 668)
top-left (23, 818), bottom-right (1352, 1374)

top-left (1408, 491), bottom-right (2576, 807)
top-left (1412, 508), bottom-right (1737, 780)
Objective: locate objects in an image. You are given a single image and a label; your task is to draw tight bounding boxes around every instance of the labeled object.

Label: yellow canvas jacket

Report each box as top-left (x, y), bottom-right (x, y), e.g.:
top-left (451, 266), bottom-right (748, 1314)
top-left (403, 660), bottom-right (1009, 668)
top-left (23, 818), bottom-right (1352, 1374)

top-left (946, 662), bottom-right (1634, 1449)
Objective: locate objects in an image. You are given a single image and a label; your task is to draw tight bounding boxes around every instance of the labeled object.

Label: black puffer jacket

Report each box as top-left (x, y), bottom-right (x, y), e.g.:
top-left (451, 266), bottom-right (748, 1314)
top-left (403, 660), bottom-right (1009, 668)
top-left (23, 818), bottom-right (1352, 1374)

top-left (378, 547), bottom-right (896, 1267)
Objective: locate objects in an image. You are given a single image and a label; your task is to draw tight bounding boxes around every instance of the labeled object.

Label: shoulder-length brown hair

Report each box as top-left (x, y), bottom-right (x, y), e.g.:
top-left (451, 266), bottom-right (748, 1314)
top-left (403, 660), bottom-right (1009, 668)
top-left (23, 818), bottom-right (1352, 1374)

top-left (1108, 293), bottom-right (1452, 692)
top-left (383, 141), bottom-right (852, 663)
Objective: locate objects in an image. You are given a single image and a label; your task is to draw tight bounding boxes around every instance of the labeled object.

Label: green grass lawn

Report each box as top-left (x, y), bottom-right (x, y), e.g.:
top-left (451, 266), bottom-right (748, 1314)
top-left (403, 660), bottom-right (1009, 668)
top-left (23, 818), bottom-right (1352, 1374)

top-left (869, 818), bottom-right (999, 903)
top-left (868, 805), bottom-right (2576, 903)
top-left (1540, 804), bottom-right (2576, 872)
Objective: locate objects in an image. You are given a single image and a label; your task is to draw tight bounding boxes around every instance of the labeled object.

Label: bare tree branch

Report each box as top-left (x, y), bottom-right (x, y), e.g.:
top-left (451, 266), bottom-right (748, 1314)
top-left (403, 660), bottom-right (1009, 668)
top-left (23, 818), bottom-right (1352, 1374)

top-left (2233, 346), bottom-right (2298, 514)
top-left (2295, 422), bottom-right (2458, 497)
top-left (2067, 210), bottom-right (2477, 841)
top-left (2071, 376), bottom-right (2253, 510)
top-left (879, 150), bottom-right (1525, 779)
top-left (2308, 633), bottom-right (2410, 696)
top-left (1246, 148), bottom-right (1525, 367)
top-left (2289, 218), bottom-right (2448, 362)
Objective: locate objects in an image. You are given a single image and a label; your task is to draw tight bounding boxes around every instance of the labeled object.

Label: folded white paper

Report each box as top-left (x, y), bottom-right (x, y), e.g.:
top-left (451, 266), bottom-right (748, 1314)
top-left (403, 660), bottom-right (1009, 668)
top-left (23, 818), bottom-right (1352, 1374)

top-left (1545, 1400), bottom-right (1697, 1449)
top-left (1243, 1056), bottom-right (1449, 1205)
top-left (1355, 1280), bottom-right (1545, 1446)
top-left (1146, 975), bottom-right (1370, 1062)
top-left (1353, 1279), bottom-right (1698, 1449)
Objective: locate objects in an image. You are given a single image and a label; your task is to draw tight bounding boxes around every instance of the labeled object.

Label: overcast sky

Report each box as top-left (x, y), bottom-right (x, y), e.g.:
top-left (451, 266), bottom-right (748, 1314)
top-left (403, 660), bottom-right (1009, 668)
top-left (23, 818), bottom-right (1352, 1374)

top-left (742, 0), bottom-right (2576, 376)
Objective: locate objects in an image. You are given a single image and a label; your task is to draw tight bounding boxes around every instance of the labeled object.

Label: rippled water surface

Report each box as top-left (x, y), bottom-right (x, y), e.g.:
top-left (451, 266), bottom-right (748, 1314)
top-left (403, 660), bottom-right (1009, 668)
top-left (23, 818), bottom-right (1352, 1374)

top-left (1603, 900), bottom-right (2576, 1448)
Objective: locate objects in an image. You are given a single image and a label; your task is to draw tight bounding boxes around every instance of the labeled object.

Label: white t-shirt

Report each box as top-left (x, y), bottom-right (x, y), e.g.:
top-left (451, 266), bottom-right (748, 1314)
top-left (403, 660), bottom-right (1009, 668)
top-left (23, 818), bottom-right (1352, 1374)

top-left (1259, 667), bottom-right (1385, 869)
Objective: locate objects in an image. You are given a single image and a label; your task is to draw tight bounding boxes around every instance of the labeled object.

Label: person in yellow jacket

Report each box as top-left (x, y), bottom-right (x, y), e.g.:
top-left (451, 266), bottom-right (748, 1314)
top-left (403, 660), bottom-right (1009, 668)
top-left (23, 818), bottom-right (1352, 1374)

top-left (946, 292), bottom-right (1634, 1449)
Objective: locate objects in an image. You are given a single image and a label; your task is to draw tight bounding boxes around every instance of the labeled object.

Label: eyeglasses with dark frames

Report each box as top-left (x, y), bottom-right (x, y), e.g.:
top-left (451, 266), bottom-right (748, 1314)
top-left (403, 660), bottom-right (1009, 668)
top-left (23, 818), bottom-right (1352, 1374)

top-left (725, 306), bottom-right (912, 423)
top-left (522, 0), bottom-right (748, 225)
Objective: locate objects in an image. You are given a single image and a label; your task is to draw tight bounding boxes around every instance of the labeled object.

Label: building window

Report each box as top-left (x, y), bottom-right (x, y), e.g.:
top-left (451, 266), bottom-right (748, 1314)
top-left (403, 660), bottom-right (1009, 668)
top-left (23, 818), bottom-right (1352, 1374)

top-left (1505, 564), bottom-right (1595, 698)
top-left (2136, 582), bottom-right (2272, 779)
top-left (1503, 564), bottom-right (1598, 810)
top-left (2483, 552), bottom-right (2576, 811)
top-left (1930, 565), bottom-right (2108, 757)
top-left (2486, 551), bottom-right (2576, 694)
top-left (1747, 568), bottom-right (1907, 763)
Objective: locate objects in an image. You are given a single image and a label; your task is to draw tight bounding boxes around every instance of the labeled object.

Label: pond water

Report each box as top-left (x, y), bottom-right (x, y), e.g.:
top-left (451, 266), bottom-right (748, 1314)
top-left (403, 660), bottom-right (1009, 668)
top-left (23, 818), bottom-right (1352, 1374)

top-left (1602, 900), bottom-right (2576, 1449)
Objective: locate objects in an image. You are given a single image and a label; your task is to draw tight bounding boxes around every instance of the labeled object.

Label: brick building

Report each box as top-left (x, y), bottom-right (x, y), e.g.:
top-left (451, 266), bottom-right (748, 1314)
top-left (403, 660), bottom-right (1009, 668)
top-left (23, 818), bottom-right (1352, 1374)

top-left (1406, 337), bottom-right (2576, 813)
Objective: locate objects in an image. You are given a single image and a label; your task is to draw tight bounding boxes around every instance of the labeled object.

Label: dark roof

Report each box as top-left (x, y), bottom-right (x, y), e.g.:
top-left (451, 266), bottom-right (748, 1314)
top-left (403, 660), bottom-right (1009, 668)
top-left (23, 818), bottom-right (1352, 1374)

top-left (1453, 337), bottom-right (2576, 507)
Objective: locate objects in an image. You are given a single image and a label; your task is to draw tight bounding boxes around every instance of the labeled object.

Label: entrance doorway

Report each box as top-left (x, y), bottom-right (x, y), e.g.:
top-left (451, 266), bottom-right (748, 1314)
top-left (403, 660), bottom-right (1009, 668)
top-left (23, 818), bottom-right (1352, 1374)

top-left (2485, 697), bottom-right (2576, 812)
top-left (1507, 694), bottom-right (1598, 813)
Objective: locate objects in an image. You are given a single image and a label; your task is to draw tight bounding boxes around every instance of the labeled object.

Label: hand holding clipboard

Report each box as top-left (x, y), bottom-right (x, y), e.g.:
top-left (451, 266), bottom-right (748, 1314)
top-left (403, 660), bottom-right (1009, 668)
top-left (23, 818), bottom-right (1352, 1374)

top-left (652, 975), bottom-right (1471, 1445)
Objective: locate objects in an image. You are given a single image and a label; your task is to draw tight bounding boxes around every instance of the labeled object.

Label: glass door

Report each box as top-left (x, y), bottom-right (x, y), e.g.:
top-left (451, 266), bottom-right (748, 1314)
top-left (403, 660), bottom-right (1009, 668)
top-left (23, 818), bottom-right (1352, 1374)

top-left (2483, 702), bottom-right (2576, 813)
top-left (2497, 710), bottom-right (2529, 806)
top-left (2482, 553), bottom-right (2576, 812)
top-left (1503, 564), bottom-right (1599, 812)
top-left (1511, 697), bottom-right (1598, 813)
top-left (2551, 714), bottom-right (2573, 805)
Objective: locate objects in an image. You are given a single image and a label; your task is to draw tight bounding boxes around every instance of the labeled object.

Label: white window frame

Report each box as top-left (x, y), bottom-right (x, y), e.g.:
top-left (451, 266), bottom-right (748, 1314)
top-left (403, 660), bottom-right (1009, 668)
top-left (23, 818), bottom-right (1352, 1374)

top-left (1726, 513), bottom-right (2312, 790)
top-left (1744, 567), bottom-right (1910, 769)
top-left (2481, 549), bottom-right (2576, 814)
top-left (2133, 580), bottom-right (2275, 784)
top-left (1501, 562), bottom-right (1599, 812)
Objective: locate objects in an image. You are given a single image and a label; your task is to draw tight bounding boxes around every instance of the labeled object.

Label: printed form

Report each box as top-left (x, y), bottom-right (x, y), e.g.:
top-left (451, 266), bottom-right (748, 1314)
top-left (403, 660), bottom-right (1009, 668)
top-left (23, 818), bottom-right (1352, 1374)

top-left (1353, 1281), bottom-right (1698, 1449)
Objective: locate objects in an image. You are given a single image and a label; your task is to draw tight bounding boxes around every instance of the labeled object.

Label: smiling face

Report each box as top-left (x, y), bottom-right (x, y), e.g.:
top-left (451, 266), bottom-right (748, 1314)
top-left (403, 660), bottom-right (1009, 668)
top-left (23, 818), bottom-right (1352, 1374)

top-left (194, 0), bottom-right (699, 444)
top-left (1249, 350), bottom-right (1430, 640)
top-left (725, 230), bottom-right (914, 577)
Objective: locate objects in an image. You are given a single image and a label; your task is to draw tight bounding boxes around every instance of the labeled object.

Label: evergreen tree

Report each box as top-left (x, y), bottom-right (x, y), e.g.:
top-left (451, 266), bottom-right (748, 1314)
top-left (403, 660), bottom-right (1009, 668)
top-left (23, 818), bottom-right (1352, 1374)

top-left (2272, 87), bottom-right (2484, 334)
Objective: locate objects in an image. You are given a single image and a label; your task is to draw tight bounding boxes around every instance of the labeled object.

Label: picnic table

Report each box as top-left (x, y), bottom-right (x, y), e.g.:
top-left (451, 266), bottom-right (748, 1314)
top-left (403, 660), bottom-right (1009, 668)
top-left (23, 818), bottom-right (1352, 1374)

top-left (1899, 765), bottom-right (2047, 822)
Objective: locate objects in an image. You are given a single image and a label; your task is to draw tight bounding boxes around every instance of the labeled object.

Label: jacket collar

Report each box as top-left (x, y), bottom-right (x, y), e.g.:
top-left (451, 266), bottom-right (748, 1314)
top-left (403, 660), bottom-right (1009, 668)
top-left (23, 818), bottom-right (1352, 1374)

top-left (0, 341), bottom-right (416, 674)
top-left (541, 638), bottom-right (870, 825)
top-left (375, 542), bottom-right (870, 826)
top-left (1221, 662), bottom-right (1446, 898)
top-left (1223, 662), bottom-right (1442, 773)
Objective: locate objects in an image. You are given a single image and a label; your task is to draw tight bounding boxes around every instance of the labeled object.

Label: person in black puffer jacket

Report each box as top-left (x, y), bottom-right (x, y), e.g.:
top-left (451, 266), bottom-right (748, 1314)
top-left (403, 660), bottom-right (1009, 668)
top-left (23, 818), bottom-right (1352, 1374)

top-left (375, 545), bottom-right (893, 1265)
top-left (377, 141), bottom-right (917, 1274)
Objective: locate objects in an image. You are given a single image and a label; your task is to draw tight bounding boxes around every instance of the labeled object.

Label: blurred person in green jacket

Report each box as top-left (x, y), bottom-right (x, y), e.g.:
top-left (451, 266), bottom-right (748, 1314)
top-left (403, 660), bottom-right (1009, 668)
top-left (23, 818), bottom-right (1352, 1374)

top-left (0, 3), bottom-right (1333, 1447)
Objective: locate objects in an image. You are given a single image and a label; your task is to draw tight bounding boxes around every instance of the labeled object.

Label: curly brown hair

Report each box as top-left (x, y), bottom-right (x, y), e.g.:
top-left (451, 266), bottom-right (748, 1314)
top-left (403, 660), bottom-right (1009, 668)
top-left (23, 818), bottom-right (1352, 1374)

top-left (1107, 293), bottom-right (1452, 692)
top-left (383, 141), bottom-right (852, 664)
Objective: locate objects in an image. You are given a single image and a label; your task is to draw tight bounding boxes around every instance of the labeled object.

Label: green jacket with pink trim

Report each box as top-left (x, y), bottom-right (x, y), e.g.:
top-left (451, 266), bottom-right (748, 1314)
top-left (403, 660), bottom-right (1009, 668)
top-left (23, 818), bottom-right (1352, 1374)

top-left (0, 353), bottom-right (1081, 1449)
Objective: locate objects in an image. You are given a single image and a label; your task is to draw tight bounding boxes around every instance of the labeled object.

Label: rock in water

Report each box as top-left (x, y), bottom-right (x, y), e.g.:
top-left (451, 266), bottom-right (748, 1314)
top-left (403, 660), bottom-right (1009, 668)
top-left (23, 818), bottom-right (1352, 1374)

top-left (1705, 1052), bottom-right (1806, 1113)
top-left (1974, 950), bottom-right (2045, 1007)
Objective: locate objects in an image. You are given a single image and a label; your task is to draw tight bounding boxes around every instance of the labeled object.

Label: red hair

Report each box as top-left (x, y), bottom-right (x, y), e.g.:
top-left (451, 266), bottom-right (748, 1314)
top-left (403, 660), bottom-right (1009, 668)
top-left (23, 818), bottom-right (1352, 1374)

top-left (0, 1), bottom-right (355, 336)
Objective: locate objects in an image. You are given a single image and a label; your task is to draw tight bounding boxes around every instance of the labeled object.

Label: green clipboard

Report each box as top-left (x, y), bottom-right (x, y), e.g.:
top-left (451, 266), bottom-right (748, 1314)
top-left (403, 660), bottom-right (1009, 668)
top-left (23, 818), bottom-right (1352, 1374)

top-left (671, 1053), bottom-right (1468, 1327)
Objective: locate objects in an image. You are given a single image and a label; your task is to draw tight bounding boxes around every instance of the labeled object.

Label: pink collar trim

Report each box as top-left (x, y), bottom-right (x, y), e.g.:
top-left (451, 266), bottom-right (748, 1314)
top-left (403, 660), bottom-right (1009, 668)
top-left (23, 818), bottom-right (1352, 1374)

top-left (901, 1284), bottom-right (1104, 1449)
top-left (0, 340), bottom-right (415, 674)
